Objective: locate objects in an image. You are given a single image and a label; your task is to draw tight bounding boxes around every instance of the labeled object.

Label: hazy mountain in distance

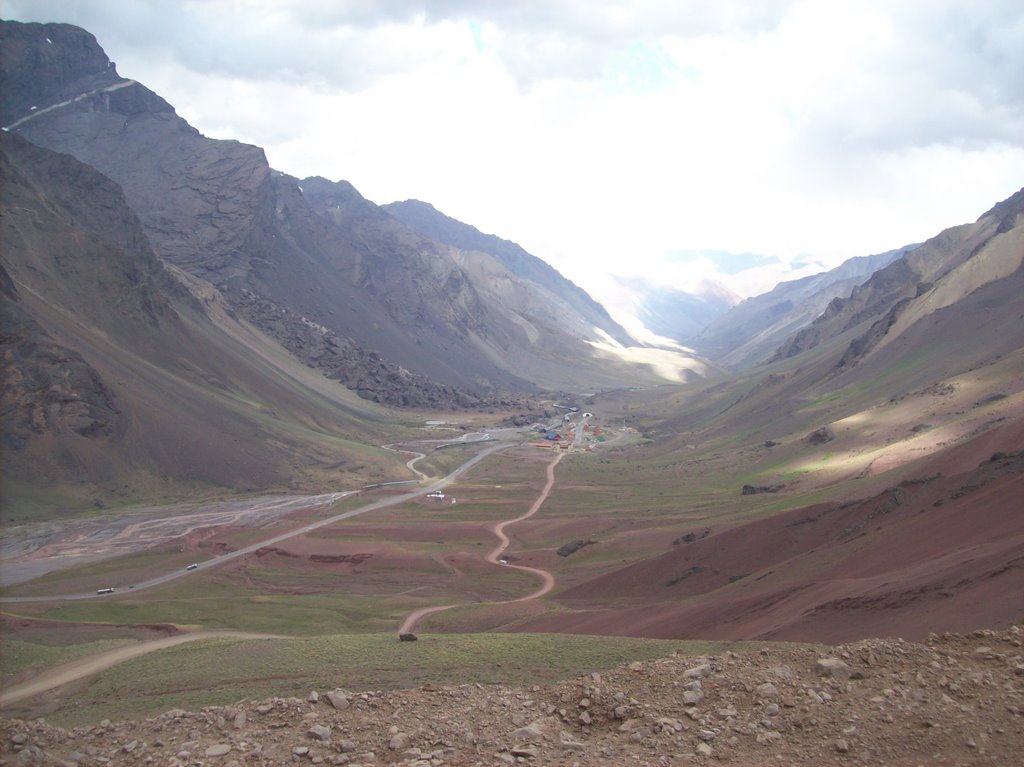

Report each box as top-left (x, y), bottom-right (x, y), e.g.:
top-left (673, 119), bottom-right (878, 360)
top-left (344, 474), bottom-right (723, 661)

top-left (660, 249), bottom-right (832, 297)
top-left (582, 248), bottom-right (845, 353)
top-left (693, 246), bottom-right (914, 369)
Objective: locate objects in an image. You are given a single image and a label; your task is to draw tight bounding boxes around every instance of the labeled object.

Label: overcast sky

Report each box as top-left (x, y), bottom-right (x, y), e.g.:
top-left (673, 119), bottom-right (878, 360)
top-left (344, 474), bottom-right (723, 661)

top-left (6, 0), bottom-right (1024, 301)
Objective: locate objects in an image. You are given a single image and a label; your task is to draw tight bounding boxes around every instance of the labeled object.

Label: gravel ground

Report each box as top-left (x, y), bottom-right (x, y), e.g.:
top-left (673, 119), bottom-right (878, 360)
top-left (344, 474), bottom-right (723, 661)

top-left (2, 625), bottom-right (1022, 766)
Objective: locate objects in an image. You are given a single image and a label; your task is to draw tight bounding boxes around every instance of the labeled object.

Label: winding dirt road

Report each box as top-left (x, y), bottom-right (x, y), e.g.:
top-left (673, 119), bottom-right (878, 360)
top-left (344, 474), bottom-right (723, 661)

top-left (0, 631), bottom-right (282, 707)
top-left (380, 445), bottom-right (431, 481)
top-left (398, 451), bottom-right (563, 634)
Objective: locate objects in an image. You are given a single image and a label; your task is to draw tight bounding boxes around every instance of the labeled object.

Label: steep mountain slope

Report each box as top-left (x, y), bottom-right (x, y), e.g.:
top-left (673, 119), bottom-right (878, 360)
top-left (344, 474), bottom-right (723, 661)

top-left (773, 191), bottom-right (1023, 366)
top-left (296, 178), bottom-right (675, 391)
top-left (1, 20), bottom-right (675, 397)
top-left (0, 131), bottom-right (404, 517)
top-left (383, 199), bottom-right (634, 346)
top-left (694, 246), bottom-right (912, 369)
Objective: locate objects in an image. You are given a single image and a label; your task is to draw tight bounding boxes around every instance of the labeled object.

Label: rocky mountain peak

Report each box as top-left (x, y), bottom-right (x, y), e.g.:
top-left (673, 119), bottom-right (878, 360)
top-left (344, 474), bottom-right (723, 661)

top-left (0, 20), bottom-right (119, 126)
top-left (296, 175), bottom-right (370, 209)
top-left (981, 185), bottom-right (1024, 234)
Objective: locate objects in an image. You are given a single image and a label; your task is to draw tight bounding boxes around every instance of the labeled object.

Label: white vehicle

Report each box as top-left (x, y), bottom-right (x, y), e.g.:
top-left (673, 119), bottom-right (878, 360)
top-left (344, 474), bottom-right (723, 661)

top-left (186, 563), bottom-right (198, 570)
top-left (96, 587), bottom-right (115, 594)
top-left (583, 412), bottom-right (593, 418)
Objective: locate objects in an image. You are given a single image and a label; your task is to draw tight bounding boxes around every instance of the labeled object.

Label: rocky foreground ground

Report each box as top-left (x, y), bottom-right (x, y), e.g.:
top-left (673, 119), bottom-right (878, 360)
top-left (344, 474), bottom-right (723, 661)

top-left (3, 626), bottom-right (1023, 767)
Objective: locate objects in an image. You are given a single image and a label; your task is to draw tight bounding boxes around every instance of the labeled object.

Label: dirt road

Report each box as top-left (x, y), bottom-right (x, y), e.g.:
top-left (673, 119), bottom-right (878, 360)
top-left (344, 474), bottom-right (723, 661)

top-left (484, 451), bottom-right (563, 600)
top-left (0, 631), bottom-right (281, 707)
top-left (397, 604), bottom-right (458, 635)
top-left (398, 451), bottom-right (563, 634)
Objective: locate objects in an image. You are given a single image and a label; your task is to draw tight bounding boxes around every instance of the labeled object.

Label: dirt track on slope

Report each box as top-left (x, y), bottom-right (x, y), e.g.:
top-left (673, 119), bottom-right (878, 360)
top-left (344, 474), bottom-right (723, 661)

top-left (0, 631), bottom-right (282, 707)
top-left (398, 451), bottom-right (563, 634)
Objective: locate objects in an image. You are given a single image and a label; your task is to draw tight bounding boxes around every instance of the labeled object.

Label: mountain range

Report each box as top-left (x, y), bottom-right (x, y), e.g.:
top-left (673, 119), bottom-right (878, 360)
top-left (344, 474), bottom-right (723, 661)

top-left (1, 20), bottom-right (702, 406)
top-left (0, 129), bottom-right (409, 518)
top-left (1, 17), bottom-right (1022, 638)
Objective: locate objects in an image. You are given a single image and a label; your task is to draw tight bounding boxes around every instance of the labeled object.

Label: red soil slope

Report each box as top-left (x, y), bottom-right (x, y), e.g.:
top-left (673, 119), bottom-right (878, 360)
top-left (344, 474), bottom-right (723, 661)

top-left (517, 420), bottom-right (1024, 642)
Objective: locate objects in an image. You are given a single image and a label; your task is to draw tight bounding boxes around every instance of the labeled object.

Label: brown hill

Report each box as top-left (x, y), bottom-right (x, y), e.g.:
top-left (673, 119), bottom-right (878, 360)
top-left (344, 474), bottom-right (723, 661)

top-left (522, 427), bottom-right (1024, 642)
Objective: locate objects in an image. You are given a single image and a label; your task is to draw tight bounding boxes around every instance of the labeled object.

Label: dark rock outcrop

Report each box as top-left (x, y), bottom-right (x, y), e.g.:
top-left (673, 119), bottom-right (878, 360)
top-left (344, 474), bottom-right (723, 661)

top-left (741, 484), bottom-right (784, 495)
top-left (806, 426), bottom-right (835, 445)
top-left (556, 540), bottom-right (595, 558)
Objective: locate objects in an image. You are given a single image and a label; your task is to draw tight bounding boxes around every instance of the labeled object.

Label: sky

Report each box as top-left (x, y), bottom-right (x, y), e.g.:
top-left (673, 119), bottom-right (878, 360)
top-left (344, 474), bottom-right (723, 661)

top-left (5, 0), bottom-right (1024, 305)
